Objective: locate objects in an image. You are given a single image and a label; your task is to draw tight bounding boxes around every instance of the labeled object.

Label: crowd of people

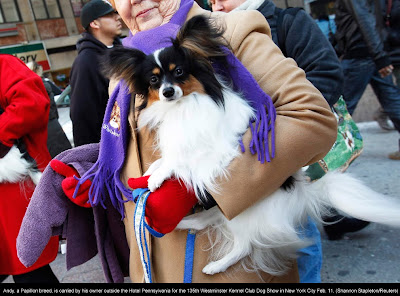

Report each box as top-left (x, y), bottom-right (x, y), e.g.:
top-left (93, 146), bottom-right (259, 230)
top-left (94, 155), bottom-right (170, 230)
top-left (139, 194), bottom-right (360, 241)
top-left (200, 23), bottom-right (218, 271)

top-left (1, 0), bottom-right (399, 284)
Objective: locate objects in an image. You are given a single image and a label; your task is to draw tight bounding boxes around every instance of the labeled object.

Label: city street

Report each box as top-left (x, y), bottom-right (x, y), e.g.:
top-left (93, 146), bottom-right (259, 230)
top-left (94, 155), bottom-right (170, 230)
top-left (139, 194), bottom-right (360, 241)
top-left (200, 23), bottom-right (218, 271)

top-left (3, 121), bottom-right (400, 284)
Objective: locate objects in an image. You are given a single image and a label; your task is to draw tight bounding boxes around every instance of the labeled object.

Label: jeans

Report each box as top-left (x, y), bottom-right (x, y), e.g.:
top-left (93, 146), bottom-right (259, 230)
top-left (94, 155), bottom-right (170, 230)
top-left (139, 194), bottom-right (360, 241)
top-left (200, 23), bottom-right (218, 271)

top-left (297, 217), bottom-right (322, 283)
top-left (341, 58), bottom-right (400, 132)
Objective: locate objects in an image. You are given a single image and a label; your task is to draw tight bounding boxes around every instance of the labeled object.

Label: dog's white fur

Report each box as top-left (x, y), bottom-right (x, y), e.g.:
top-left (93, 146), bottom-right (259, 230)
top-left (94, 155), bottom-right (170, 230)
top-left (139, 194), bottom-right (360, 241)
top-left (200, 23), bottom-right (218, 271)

top-left (139, 78), bottom-right (400, 276)
top-left (0, 145), bottom-right (42, 185)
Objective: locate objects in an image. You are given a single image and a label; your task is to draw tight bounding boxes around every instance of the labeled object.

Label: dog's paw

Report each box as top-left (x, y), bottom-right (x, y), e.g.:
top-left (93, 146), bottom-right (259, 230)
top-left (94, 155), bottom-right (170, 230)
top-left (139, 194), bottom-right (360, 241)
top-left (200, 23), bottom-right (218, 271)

top-left (147, 172), bottom-right (167, 192)
top-left (144, 160), bottom-right (162, 176)
top-left (202, 261), bottom-right (228, 275)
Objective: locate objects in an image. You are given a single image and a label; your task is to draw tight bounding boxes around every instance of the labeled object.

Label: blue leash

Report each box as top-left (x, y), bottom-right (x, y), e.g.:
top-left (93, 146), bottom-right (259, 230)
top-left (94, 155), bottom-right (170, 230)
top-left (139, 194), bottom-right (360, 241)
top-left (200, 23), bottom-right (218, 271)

top-left (132, 188), bottom-right (196, 283)
top-left (183, 229), bottom-right (196, 283)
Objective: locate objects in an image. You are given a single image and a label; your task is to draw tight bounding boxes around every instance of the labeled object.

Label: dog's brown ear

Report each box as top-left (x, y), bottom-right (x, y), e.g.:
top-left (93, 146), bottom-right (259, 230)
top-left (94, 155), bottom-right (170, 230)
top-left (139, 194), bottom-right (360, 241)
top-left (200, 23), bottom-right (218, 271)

top-left (101, 46), bottom-right (146, 93)
top-left (173, 15), bottom-right (228, 60)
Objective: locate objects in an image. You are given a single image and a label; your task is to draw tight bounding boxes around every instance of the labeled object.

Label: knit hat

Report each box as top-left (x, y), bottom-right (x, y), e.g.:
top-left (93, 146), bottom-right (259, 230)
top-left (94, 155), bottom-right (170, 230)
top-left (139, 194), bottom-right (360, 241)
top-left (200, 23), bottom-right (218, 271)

top-left (80, 0), bottom-right (115, 29)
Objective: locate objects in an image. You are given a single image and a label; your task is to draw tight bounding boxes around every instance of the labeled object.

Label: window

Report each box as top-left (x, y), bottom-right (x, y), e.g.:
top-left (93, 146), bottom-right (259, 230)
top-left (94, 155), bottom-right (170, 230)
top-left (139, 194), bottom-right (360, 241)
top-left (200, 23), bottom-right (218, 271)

top-left (46, 0), bottom-right (61, 18)
top-left (0, 0), bottom-right (21, 23)
top-left (30, 0), bottom-right (62, 20)
top-left (70, 0), bottom-right (90, 17)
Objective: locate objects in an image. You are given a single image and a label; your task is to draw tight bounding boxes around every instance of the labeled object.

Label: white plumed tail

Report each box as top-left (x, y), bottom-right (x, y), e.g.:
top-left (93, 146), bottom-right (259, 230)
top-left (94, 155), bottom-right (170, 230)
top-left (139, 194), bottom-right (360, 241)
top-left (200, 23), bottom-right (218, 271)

top-left (308, 171), bottom-right (400, 227)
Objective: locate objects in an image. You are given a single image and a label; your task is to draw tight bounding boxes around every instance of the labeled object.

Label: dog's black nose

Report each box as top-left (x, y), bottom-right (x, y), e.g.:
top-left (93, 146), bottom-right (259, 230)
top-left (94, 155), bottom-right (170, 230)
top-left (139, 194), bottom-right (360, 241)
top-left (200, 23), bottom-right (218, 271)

top-left (163, 87), bottom-right (175, 98)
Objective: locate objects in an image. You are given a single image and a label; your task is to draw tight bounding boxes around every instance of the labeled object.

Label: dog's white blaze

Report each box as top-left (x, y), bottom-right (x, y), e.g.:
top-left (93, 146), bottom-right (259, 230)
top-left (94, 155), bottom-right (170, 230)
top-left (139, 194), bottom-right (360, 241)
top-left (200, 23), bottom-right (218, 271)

top-left (153, 49), bottom-right (163, 68)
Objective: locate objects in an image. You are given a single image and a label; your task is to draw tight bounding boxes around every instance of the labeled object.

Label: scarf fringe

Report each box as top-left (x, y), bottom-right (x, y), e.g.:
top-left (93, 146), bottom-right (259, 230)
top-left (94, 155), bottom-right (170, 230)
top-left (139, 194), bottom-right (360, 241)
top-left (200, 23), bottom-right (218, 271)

top-left (74, 159), bottom-right (132, 219)
top-left (223, 51), bottom-right (277, 164)
top-left (247, 99), bottom-right (276, 164)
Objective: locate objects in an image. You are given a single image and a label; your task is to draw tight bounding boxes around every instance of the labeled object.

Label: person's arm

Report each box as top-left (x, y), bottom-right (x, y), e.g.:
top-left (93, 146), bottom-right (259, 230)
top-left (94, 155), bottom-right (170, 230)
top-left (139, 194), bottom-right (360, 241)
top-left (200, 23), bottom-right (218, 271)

top-left (209, 10), bottom-right (337, 219)
top-left (284, 10), bottom-right (344, 106)
top-left (0, 56), bottom-right (50, 150)
top-left (69, 54), bottom-right (109, 146)
top-left (346, 0), bottom-right (391, 70)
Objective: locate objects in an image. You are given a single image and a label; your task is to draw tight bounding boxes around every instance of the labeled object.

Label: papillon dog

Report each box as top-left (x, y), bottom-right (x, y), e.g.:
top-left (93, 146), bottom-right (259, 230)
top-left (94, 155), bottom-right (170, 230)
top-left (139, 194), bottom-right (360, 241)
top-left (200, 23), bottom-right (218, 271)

top-left (104, 15), bottom-right (400, 276)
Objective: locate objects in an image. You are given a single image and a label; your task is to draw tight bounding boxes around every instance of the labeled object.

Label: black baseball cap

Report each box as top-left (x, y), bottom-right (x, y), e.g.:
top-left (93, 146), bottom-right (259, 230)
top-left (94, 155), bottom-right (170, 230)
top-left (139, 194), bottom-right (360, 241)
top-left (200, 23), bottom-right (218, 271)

top-left (80, 0), bottom-right (116, 30)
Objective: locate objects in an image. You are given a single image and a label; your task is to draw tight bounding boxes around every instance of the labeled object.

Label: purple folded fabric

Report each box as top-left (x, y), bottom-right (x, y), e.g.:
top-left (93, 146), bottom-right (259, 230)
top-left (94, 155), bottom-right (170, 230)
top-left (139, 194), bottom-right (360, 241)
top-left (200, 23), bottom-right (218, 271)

top-left (17, 143), bottom-right (129, 283)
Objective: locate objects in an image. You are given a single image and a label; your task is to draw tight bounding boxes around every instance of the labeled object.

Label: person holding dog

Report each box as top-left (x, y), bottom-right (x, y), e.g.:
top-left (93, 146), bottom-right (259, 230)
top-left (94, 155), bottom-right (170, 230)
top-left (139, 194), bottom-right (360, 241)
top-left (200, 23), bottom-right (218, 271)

top-left (17, 0), bottom-right (337, 283)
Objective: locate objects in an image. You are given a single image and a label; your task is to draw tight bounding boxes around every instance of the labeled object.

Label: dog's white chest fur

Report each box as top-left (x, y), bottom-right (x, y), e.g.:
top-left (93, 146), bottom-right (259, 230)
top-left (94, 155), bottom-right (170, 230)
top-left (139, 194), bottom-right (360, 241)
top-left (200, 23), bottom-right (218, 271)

top-left (139, 86), bottom-right (255, 195)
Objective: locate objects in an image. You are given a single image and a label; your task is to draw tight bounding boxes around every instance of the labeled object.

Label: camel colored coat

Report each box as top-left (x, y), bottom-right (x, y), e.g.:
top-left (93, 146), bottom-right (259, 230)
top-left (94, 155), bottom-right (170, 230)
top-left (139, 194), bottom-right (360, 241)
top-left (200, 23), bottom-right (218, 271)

top-left (112, 2), bottom-right (337, 283)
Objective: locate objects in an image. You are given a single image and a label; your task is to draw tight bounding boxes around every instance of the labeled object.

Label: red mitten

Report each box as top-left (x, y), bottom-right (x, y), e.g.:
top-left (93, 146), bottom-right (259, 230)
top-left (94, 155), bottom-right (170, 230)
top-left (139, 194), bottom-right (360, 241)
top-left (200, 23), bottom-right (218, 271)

top-left (50, 159), bottom-right (92, 208)
top-left (128, 175), bottom-right (198, 234)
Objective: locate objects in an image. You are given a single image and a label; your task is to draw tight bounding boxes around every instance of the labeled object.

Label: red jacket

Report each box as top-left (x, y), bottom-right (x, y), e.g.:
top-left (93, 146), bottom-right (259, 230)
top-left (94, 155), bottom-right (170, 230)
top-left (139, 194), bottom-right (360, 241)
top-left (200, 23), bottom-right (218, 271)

top-left (0, 54), bottom-right (51, 169)
top-left (0, 54), bottom-right (56, 275)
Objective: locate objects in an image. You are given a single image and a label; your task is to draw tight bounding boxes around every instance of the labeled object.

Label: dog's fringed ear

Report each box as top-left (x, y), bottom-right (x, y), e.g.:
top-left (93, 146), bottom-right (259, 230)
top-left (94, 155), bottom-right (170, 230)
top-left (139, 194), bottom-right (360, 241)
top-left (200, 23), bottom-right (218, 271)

top-left (173, 15), bottom-right (228, 60)
top-left (101, 46), bottom-right (147, 93)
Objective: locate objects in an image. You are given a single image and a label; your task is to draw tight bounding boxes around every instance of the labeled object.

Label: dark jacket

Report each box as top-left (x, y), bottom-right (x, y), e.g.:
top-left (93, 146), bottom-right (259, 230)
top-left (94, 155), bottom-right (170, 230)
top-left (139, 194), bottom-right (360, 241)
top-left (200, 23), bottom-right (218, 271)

top-left (335, 0), bottom-right (392, 70)
top-left (257, 1), bottom-right (343, 106)
top-left (381, 0), bottom-right (400, 66)
top-left (42, 79), bottom-right (72, 158)
top-left (69, 33), bottom-right (121, 147)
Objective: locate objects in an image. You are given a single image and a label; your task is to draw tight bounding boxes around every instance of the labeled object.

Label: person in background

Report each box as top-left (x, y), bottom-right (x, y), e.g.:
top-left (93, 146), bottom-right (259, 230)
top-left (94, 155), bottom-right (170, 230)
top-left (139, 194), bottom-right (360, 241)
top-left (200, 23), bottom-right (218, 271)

top-left (374, 0), bottom-right (400, 133)
top-left (0, 54), bottom-right (59, 283)
top-left (26, 61), bottom-right (72, 158)
top-left (69, 0), bottom-right (122, 147)
top-left (334, 0), bottom-right (400, 160)
top-left (209, 0), bottom-right (369, 283)
top-left (383, 0), bottom-right (400, 85)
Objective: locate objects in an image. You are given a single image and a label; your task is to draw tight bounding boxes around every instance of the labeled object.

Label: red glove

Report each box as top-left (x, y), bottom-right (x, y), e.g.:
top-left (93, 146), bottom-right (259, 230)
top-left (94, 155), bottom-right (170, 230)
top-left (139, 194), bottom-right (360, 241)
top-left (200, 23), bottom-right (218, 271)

top-left (50, 159), bottom-right (92, 208)
top-left (128, 175), bottom-right (198, 234)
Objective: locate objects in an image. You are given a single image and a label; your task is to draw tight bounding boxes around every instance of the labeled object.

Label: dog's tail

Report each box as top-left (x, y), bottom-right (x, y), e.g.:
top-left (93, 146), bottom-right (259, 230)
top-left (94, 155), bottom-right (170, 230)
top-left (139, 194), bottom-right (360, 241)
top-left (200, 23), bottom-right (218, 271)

top-left (307, 171), bottom-right (400, 227)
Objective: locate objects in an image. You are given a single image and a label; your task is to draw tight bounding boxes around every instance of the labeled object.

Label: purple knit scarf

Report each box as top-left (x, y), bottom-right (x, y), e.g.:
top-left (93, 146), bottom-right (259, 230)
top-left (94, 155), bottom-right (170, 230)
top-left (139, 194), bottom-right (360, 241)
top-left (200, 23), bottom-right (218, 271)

top-left (76, 0), bottom-right (276, 218)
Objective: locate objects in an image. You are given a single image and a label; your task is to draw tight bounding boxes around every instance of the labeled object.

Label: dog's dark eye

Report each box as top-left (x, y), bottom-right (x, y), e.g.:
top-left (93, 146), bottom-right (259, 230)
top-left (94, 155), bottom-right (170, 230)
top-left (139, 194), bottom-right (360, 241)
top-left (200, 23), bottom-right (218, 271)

top-left (150, 75), bottom-right (159, 85)
top-left (174, 67), bottom-right (183, 77)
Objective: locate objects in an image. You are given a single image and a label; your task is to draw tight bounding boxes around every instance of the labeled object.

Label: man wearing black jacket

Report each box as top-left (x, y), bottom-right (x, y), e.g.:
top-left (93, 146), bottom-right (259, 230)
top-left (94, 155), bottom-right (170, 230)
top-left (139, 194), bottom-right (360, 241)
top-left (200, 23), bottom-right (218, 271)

top-left (69, 0), bottom-right (122, 147)
top-left (335, 0), bottom-right (400, 160)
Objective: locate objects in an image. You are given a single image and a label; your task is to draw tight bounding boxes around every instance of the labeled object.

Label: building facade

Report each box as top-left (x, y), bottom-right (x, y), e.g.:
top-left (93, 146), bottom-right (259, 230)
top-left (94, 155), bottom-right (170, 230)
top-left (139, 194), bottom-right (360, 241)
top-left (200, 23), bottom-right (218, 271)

top-left (0, 0), bottom-right (129, 88)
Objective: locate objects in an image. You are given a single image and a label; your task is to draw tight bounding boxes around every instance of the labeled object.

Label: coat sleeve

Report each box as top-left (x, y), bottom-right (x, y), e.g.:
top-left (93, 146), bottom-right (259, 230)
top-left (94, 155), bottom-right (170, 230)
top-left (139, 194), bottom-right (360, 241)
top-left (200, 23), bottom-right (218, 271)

top-left (0, 57), bottom-right (50, 148)
top-left (284, 10), bottom-right (344, 106)
top-left (346, 0), bottom-right (391, 69)
top-left (210, 11), bottom-right (338, 219)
